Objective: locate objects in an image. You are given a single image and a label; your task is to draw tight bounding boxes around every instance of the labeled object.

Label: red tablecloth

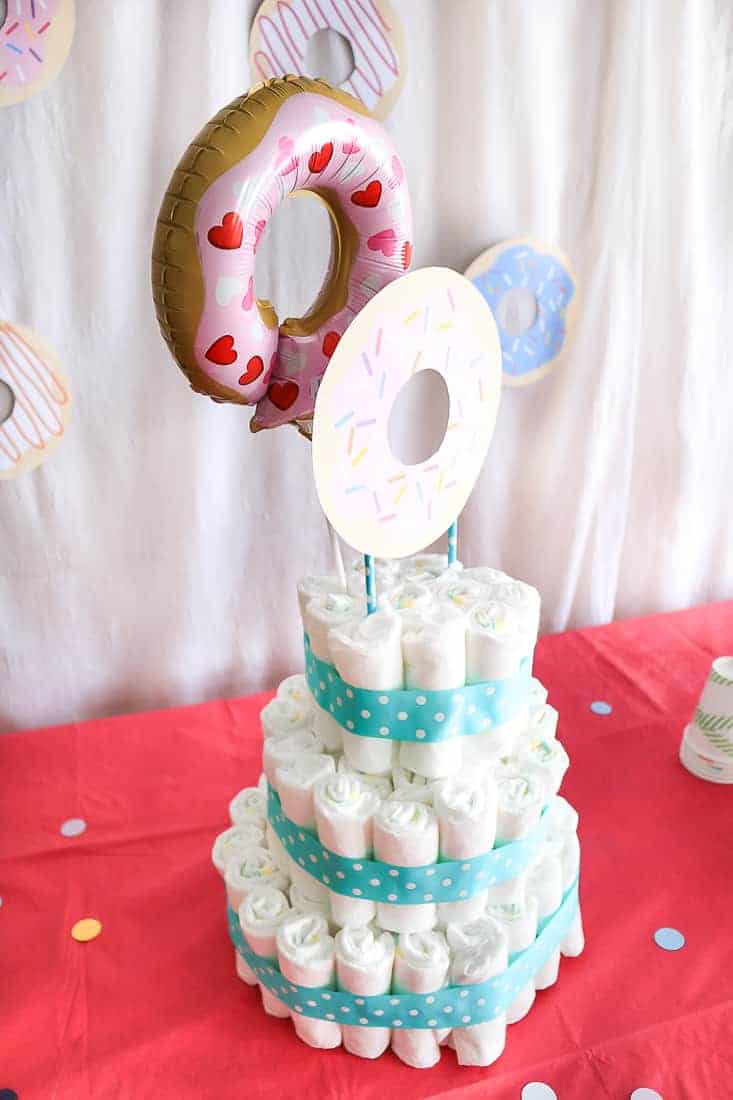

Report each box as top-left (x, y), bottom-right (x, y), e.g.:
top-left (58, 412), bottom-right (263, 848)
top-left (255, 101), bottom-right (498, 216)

top-left (2, 603), bottom-right (733, 1100)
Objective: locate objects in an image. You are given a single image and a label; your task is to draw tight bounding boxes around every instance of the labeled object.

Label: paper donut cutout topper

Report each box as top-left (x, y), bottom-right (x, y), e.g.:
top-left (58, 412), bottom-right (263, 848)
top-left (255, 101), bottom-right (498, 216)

top-left (312, 267), bottom-right (502, 558)
top-left (0, 320), bottom-right (70, 480)
top-left (465, 239), bottom-right (577, 386)
top-left (152, 76), bottom-right (412, 436)
top-left (249, 0), bottom-right (406, 120)
top-left (0, 0), bottom-right (75, 108)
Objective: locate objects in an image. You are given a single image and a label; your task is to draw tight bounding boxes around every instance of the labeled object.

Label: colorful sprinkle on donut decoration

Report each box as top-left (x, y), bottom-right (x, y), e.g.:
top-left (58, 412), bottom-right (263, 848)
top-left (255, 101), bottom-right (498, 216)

top-left (152, 76), bottom-right (412, 436)
top-left (465, 239), bottom-right (577, 386)
top-left (0, 320), bottom-right (71, 480)
top-left (0, 0), bottom-right (75, 108)
top-left (249, 0), bottom-right (406, 120)
top-left (312, 267), bottom-right (502, 559)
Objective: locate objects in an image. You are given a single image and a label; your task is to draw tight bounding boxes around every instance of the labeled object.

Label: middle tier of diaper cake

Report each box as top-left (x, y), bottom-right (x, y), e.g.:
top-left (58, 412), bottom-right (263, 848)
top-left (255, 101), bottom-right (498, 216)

top-left (213, 553), bottom-right (584, 1069)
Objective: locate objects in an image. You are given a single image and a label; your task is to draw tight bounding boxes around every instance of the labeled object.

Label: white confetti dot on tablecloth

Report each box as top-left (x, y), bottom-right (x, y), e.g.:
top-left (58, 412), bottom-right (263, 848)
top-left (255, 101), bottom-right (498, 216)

top-left (590, 700), bottom-right (613, 715)
top-left (521, 1085), bottom-right (558, 1100)
top-left (630, 1090), bottom-right (663, 1100)
top-left (654, 927), bottom-right (685, 951)
top-left (60, 818), bottom-right (87, 838)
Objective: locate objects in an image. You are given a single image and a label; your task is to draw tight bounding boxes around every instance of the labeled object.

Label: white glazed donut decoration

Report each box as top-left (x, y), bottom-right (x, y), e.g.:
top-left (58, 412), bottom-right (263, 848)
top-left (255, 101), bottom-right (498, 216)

top-left (249, 0), bottom-right (406, 119)
top-left (312, 268), bottom-right (502, 558)
top-left (0, 320), bottom-right (70, 479)
top-left (0, 0), bottom-right (75, 107)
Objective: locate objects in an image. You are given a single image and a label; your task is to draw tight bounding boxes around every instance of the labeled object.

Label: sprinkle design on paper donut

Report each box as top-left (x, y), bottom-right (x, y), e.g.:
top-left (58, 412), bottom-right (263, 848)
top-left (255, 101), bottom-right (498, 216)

top-left (0, 0), bottom-right (75, 108)
top-left (465, 240), bottom-right (577, 386)
top-left (249, 0), bottom-right (406, 119)
top-left (0, 321), bottom-right (70, 479)
top-left (312, 268), bottom-right (502, 559)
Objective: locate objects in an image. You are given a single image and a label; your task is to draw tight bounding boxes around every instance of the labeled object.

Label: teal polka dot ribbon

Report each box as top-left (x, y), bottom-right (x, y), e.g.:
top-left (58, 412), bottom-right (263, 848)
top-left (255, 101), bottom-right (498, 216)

top-left (267, 786), bottom-right (549, 904)
top-left (227, 877), bottom-right (579, 1029)
top-left (304, 634), bottom-right (531, 744)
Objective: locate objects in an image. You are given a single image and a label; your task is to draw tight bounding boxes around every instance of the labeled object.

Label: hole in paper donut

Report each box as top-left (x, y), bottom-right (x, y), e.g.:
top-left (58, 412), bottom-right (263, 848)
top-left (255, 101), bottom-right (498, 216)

top-left (254, 192), bottom-right (334, 329)
top-left (496, 286), bottom-right (538, 336)
top-left (303, 29), bottom-right (356, 87)
top-left (388, 369), bottom-right (450, 466)
top-left (0, 379), bottom-right (15, 425)
top-left (713, 656), bottom-right (733, 680)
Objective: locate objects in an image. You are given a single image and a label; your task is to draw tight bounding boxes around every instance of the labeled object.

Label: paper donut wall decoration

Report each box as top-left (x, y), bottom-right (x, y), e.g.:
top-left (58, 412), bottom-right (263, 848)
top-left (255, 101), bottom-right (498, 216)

top-left (465, 239), bottom-right (577, 386)
top-left (312, 267), bottom-right (502, 558)
top-left (152, 76), bottom-right (412, 436)
top-left (0, 0), bottom-right (75, 108)
top-left (0, 320), bottom-right (71, 480)
top-left (249, 0), bottom-right (406, 120)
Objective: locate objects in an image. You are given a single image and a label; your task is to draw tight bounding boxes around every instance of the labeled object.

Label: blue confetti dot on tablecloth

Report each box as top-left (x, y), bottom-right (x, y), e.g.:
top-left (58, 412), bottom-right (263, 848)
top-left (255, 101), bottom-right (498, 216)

top-left (630, 1090), bottom-right (664, 1100)
top-left (654, 927), bottom-right (685, 951)
top-left (60, 818), bottom-right (87, 838)
top-left (0, 1089), bottom-right (19, 1100)
top-left (521, 1085), bottom-right (558, 1100)
top-left (590, 700), bottom-right (613, 715)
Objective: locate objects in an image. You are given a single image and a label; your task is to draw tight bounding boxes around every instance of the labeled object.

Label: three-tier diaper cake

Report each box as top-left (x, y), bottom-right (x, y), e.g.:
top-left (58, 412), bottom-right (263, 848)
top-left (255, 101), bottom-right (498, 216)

top-left (153, 74), bottom-right (583, 1070)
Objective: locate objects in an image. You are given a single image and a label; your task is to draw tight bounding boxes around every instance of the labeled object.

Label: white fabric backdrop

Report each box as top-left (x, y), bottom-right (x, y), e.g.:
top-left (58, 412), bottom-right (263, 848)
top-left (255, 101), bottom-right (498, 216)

top-left (1, 0), bottom-right (732, 732)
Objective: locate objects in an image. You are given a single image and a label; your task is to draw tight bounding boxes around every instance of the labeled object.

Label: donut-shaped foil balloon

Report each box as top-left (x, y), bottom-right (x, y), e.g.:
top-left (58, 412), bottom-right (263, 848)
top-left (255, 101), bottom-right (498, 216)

top-left (152, 76), bottom-right (412, 436)
top-left (0, 0), bottom-right (75, 108)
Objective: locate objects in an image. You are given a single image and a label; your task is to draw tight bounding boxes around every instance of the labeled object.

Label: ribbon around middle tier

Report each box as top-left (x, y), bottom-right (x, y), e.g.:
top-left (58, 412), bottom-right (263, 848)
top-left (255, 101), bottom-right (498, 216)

top-left (304, 634), bottom-right (532, 743)
top-left (267, 785), bottom-right (549, 904)
top-left (227, 876), bottom-right (579, 1030)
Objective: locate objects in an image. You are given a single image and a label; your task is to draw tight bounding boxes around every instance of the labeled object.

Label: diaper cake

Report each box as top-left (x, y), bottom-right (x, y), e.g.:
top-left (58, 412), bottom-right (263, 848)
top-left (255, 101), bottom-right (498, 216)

top-left (152, 75), bottom-right (584, 1069)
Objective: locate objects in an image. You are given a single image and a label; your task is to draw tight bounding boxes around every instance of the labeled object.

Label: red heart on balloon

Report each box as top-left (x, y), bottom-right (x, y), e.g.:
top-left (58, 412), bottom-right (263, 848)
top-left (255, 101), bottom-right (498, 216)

top-left (351, 180), bottom-right (382, 208)
top-left (205, 335), bottom-right (237, 365)
top-left (308, 143), bottom-right (333, 174)
top-left (207, 212), bottom-right (243, 250)
top-left (402, 241), bottom-right (412, 270)
top-left (268, 380), bottom-right (299, 411)
top-left (322, 330), bottom-right (341, 357)
top-left (238, 356), bottom-right (264, 386)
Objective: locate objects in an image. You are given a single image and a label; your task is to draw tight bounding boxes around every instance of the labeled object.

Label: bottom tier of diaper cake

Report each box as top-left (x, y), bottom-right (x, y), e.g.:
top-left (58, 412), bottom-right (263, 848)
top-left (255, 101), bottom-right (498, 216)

top-left (212, 555), bottom-right (584, 1068)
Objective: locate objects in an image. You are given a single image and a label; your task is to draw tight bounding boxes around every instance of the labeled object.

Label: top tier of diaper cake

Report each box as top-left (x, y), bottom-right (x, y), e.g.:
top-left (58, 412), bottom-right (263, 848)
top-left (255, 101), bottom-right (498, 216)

top-left (213, 554), bottom-right (584, 1070)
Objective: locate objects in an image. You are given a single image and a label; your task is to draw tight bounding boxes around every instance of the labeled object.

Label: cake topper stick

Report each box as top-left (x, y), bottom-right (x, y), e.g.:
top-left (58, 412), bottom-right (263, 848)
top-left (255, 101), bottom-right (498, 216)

top-left (327, 519), bottom-right (347, 589)
top-left (364, 555), bottom-right (377, 615)
top-left (447, 520), bottom-right (458, 565)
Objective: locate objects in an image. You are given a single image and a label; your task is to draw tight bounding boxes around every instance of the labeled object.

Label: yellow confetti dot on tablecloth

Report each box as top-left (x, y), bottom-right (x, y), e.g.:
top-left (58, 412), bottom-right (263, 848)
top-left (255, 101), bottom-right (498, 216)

top-left (71, 918), bottom-right (102, 943)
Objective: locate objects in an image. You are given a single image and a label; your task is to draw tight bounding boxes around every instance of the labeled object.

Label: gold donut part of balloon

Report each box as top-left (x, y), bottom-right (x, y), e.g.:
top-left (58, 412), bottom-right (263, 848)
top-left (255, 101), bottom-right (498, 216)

top-left (151, 75), bottom-right (370, 412)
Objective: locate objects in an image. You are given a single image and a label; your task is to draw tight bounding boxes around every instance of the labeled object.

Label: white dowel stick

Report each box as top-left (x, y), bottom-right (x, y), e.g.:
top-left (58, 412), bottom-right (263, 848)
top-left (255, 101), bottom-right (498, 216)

top-left (327, 520), bottom-right (346, 588)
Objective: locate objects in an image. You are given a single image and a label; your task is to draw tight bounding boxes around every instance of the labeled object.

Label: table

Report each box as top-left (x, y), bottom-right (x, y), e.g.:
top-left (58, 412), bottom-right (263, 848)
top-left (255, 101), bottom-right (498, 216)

top-left (2, 603), bottom-right (732, 1100)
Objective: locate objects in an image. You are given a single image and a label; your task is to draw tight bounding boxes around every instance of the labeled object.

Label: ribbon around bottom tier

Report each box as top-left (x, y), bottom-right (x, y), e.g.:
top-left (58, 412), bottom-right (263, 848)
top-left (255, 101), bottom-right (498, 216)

top-left (267, 785), bottom-right (549, 904)
top-left (227, 877), bottom-right (579, 1030)
top-left (304, 633), bottom-right (532, 743)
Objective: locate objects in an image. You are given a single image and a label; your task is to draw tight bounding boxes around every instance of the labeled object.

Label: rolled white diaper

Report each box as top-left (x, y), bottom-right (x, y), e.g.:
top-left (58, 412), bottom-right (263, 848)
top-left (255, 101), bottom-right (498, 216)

top-left (433, 776), bottom-right (496, 925)
top-left (329, 609), bottom-right (403, 775)
top-left (527, 850), bottom-right (564, 990)
top-left (260, 696), bottom-right (313, 741)
top-left (238, 885), bottom-right (292, 1017)
top-left (547, 794), bottom-right (579, 836)
top-left (374, 801), bottom-right (439, 933)
top-left (450, 917), bottom-right (509, 1067)
top-left (228, 786), bottom-right (267, 828)
top-left (275, 752), bottom-right (336, 830)
top-left (314, 772), bottom-right (381, 927)
top-left (436, 575), bottom-right (492, 613)
top-left (516, 735), bottom-right (570, 800)
top-left (262, 729), bottom-right (324, 788)
top-left (276, 672), bottom-right (313, 710)
top-left (390, 767), bottom-right (434, 804)
top-left (529, 676), bottom-right (549, 711)
top-left (403, 552), bottom-right (461, 577)
top-left (338, 757), bottom-right (393, 800)
top-left (487, 896), bottom-right (538, 1023)
top-left (562, 904), bottom-right (585, 958)
top-left (335, 925), bottom-right (395, 1059)
top-left (527, 703), bottom-right (559, 739)
top-left (391, 930), bottom-right (450, 1069)
top-left (465, 602), bottom-right (528, 682)
top-left (379, 579), bottom-right (434, 613)
top-left (490, 578), bottom-right (541, 641)
top-left (286, 857), bottom-right (330, 905)
top-left (347, 555), bottom-right (399, 599)
top-left (265, 821), bottom-right (290, 875)
top-left (400, 605), bottom-right (466, 778)
top-left (495, 772), bottom-right (544, 842)
top-left (289, 882), bottom-right (332, 925)
top-left (311, 705), bottom-right (344, 751)
top-left (276, 913), bottom-right (341, 1049)
top-left (484, 870), bottom-right (528, 907)
top-left (303, 591), bottom-right (362, 661)
top-left (224, 845), bottom-right (290, 910)
top-left (297, 573), bottom-right (345, 619)
top-left (461, 565), bottom-right (509, 586)
top-left (212, 823), bottom-right (266, 877)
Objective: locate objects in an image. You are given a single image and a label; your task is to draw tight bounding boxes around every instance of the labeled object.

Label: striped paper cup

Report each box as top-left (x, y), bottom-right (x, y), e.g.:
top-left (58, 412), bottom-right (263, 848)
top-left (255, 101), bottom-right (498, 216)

top-left (690, 656), bottom-right (733, 757)
top-left (679, 724), bottom-right (733, 785)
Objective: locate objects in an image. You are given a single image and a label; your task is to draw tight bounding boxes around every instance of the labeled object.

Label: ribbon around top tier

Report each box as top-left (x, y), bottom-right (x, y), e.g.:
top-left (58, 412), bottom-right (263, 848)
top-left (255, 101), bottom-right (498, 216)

top-left (304, 634), bottom-right (531, 743)
top-left (268, 786), bottom-right (548, 904)
top-left (227, 877), bottom-right (579, 1029)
